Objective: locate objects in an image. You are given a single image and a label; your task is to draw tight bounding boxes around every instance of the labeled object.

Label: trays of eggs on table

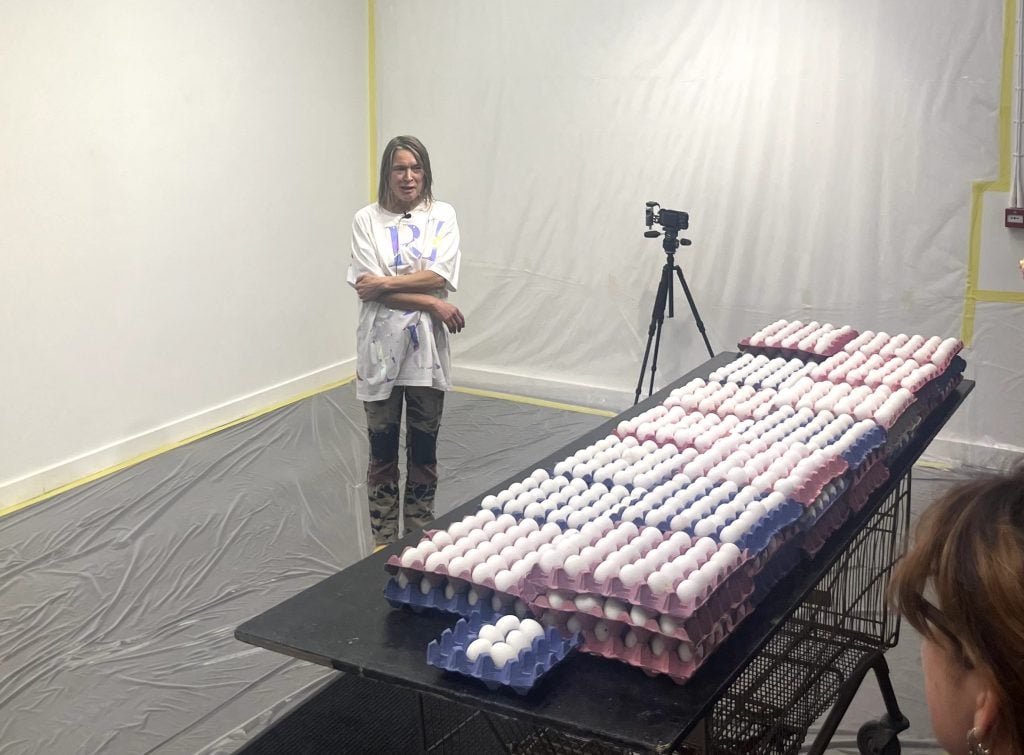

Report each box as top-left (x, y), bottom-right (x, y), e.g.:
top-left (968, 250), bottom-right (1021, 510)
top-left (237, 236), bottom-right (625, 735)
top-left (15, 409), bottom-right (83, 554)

top-left (383, 509), bottom-right (542, 621)
top-left (426, 614), bottom-right (580, 695)
top-left (740, 320), bottom-right (859, 359)
top-left (547, 597), bottom-right (752, 684)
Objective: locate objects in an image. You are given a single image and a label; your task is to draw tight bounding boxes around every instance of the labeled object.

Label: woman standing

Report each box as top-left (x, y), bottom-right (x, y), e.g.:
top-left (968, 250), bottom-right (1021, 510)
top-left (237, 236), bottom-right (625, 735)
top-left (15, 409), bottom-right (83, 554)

top-left (347, 136), bottom-right (465, 547)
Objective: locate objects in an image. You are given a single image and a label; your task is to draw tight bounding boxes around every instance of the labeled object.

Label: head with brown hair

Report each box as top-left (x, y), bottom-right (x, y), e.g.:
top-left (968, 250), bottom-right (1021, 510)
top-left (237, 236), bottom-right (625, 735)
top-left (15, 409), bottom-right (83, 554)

top-left (377, 135), bottom-right (434, 214)
top-left (889, 463), bottom-right (1024, 754)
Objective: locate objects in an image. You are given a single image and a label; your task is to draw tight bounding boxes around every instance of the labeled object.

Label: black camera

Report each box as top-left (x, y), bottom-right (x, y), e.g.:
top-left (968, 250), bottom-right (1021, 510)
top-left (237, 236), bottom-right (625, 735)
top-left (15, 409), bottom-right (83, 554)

top-left (645, 201), bottom-right (689, 232)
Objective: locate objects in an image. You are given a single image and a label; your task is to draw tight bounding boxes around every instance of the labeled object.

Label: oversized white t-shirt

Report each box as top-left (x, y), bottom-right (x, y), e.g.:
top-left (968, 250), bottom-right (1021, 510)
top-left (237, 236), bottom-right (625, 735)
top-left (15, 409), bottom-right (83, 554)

top-left (347, 200), bottom-right (462, 401)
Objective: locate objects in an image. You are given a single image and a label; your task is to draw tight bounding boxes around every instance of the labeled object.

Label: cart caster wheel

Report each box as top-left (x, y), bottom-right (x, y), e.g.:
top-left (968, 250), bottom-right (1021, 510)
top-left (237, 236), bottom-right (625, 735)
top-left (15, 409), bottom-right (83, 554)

top-left (857, 720), bottom-right (901, 755)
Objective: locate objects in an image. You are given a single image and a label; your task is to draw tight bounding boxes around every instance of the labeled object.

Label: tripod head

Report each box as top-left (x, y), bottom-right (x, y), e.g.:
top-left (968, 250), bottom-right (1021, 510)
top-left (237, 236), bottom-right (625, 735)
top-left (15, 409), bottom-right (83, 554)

top-left (645, 201), bottom-right (692, 254)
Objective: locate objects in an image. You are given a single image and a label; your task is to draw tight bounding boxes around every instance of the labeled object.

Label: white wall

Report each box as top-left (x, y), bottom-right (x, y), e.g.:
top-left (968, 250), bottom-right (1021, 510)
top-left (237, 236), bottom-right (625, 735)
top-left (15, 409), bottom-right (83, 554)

top-left (0, 0), bottom-right (367, 505)
top-left (375, 0), bottom-right (1023, 463)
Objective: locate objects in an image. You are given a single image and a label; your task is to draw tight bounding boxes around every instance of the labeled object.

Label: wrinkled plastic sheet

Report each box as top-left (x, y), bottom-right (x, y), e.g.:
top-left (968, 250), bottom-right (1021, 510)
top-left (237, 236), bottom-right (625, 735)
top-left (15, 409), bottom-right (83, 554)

top-left (0, 372), bottom-right (988, 752)
top-left (0, 384), bottom-right (605, 755)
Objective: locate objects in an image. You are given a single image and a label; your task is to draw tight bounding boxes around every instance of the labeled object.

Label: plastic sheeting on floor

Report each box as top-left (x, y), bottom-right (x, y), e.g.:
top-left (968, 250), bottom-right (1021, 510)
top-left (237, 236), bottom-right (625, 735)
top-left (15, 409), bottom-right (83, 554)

top-left (0, 384), bottom-right (604, 754)
top-left (0, 380), bottom-right (975, 754)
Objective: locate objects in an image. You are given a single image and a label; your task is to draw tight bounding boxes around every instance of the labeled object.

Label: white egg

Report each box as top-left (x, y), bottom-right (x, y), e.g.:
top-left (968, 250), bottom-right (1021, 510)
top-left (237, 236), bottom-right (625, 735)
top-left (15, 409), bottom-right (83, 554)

top-left (546, 590), bottom-right (572, 610)
top-left (471, 563), bottom-right (496, 585)
top-left (465, 637), bottom-right (492, 662)
top-left (603, 598), bottom-right (629, 621)
top-left (419, 577), bottom-right (433, 595)
top-left (630, 604), bottom-right (657, 626)
top-left (493, 615), bottom-right (520, 636)
top-left (649, 635), bottom-right (669, 656)
top-left (658, 614), bottom-right (680, 635)
top-left (593, 620), bottom-right (613, 643)
top-left (677, 643), bottom-right (694, 662)
top-left (399, 547), bottom-right (419, 568)
top-left (488, 642), bottom-right (518, 669)
top-left (675, 579), bottom-right (700, 604)
top-left (574, 593), bottom-right (603, 613)
top-left (475, 625), bottom-right (503, 645)
top-left (517, 619), bottom-right (544, 642)
top-left (504, 629), bottom-right (533, 653)
top-left (493, 570), bottom-right (517, 593)
top-left (424, 552), bottom-right (449, 572)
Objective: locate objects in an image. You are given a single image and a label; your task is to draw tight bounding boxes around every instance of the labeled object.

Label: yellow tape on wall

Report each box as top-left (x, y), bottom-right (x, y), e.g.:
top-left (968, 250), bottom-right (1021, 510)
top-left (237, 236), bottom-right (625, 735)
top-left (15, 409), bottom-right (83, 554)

top-left (961, 0), bottom-right (1024, 345)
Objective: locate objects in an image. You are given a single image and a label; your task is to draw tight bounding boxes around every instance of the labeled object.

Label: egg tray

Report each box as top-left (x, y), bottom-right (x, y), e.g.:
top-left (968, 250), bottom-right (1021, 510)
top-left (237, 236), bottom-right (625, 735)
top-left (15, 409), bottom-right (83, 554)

top-left (616, 496), bottom-right (805, 553)
top-left (793, 475), bottom-right (851, 532)
top-left (384, 575), bottom-right (506, 622)
top-left (527, 557), bottom-right (756, 631)
top-left (846, 444), bottom-right (887, 488)
top-left (834, 425), bottom-right (887, 470)
top-left (575, 600), bottom-right (752, 685)
top-left (385, 549), bottom-right (534, 603)
top-left (843, 458), bottom-right (890, 515)
top-left (799, 496), bottom-right (855, 559)
top-left (797, 466), bottom-right (887, 558)
top-left (519, 535), bottom-right (757, 612)
top-left (781, 454), bottom-right (849, 506)
top-left (426, 615), bottom-right (580, 696)
top-left (738, 337), bottom-right (856, 362)
top-left (749, 537), bottom-right (804, 606)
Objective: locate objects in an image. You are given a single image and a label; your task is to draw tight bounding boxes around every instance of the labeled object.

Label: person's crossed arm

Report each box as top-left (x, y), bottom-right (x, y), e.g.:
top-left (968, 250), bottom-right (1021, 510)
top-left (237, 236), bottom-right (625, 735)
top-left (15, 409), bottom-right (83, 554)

top-left (355, 271), bottom-right (465, 333)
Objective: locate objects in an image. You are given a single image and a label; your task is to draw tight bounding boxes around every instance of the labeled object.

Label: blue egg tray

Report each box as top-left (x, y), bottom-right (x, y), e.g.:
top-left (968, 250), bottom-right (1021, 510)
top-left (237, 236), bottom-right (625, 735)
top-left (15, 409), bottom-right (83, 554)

top-left (426, 615), bottom-right (581, 695)
top-left (384, 576), bottom-right (503, 623)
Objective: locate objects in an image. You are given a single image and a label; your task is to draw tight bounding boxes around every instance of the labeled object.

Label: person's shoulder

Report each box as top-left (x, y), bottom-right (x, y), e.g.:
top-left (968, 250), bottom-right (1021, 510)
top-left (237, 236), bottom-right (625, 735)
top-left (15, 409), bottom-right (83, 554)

top-left (353, 202), bottom-right (381, 223)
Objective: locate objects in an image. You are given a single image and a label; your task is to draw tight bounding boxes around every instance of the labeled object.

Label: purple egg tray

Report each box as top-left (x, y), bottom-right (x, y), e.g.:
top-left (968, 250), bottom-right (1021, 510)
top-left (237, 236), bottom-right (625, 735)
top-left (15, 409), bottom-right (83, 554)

top-left (426, 615), bottom-right (580, 695)
top-left (837, 425), bottom-right (887, 469)
top-left (384, 574), bottom-right (508, 622)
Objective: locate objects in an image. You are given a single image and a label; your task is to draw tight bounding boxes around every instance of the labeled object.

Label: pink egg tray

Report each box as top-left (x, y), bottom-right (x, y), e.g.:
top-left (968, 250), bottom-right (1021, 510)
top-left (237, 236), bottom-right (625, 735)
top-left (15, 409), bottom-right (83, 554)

top-left (566, 601), bottom-right (752, 684)
top-left (521, 528), bottom-right (755, 623)
top-left (740, 320), bottom-right (859, 358)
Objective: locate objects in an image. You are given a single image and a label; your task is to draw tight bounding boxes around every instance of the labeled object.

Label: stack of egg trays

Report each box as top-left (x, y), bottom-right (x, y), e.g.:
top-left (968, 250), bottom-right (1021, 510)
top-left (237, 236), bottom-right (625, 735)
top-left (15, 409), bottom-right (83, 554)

top-left (384, 546), bottom-right (529, 622)
top-left (748, 536), bottom-right (803, 606)
top-left (383, 570), bottom-right (506, 623)
top-left (557, 599), bottom-right (752, 684)
top-left (528, 553), bottom-right (756, 638)
top-left (881, 356), bottom-right (965, 460)
top-left (524, 542), bottom-right (758, 683)
top-left (426, 614), bottom-right (580, 695)
top-left (737, 336), bottom-right (859, 362)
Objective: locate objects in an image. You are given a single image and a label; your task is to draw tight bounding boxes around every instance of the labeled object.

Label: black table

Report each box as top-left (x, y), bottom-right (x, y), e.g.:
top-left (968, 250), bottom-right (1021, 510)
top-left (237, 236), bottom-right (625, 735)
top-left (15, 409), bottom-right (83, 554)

top-left (237, 353), bottom-right (972, 754)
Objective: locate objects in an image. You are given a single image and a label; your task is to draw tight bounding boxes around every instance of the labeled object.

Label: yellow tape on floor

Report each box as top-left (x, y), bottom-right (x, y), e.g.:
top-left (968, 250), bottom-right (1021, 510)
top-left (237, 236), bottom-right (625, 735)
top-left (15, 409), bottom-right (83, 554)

top-left (452, 386), bottom-right (617, 417)
top-left (0, 375), bottom-right (357, 520)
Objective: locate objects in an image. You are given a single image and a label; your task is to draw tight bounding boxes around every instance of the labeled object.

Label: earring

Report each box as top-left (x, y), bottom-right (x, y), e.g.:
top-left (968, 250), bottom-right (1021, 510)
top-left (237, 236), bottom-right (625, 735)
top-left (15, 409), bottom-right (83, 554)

top-left (967, 728), bottom-right (991, 755)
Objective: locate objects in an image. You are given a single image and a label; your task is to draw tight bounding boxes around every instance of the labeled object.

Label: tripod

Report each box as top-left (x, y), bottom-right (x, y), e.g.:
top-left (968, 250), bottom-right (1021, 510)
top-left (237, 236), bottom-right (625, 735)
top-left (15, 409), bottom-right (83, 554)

top-left (634, 224), bottom-right (715, 404)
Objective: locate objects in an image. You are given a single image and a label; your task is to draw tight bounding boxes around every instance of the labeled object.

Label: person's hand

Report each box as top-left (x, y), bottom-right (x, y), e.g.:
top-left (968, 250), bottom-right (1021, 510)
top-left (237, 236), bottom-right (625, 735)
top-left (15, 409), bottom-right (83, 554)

top-left (355, 274), bottom-right (390, 301)
top-left (432, 300), bottom-right (465, 333)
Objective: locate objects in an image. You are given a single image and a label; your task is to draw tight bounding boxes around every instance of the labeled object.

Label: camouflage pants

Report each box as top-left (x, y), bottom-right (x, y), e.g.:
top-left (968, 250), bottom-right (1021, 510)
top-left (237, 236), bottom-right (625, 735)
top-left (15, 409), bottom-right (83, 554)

top-left (364, 386), bottom-right (445, 545)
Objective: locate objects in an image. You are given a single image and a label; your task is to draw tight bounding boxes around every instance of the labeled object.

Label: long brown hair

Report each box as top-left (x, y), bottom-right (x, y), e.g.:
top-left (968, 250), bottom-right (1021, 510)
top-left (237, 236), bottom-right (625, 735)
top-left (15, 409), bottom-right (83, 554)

top-left (889, 463), bottom-right (1024, 752)
top-left (377, 135), bottom-right (433, 212)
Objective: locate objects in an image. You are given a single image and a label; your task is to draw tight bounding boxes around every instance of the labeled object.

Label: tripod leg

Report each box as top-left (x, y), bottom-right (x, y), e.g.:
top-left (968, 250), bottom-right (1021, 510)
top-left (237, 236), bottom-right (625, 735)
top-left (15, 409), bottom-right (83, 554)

top-left (633, 264), bottom-right (673, 404)
top-left (647, 315), bottom-right (665, 399)
top-left (673, 265), bottom-right (715, 358)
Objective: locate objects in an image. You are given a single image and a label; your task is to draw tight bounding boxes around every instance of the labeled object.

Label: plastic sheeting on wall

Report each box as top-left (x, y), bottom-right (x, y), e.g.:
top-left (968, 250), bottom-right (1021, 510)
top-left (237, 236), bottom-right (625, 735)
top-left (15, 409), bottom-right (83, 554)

top-left (373, 0), bottom-right (1021, 462)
